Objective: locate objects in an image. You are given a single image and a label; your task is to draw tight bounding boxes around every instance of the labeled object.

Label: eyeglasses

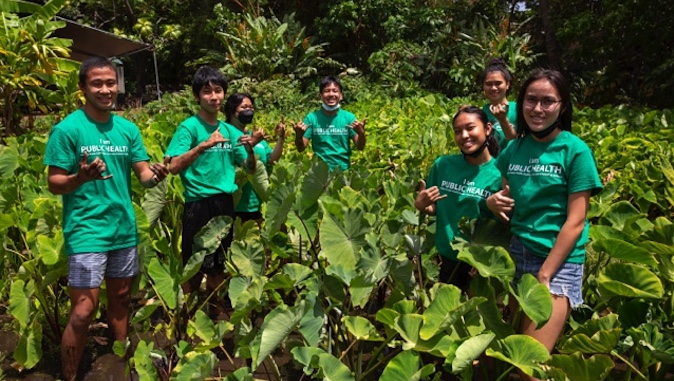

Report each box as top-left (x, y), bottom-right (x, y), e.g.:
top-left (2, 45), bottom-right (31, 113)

top-left (523, 96), bottom-right (561, 110)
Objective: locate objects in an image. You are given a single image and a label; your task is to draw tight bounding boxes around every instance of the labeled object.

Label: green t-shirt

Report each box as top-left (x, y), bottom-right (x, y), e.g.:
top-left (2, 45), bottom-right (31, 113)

top-left (483, 101), bottom-right (517, 150)
top-left (43, 109), bottom-right (150, 255)
top-left (235, 135), bottom-right (272, 213)
top-left (496, 131), bottom-right (602, 263)
top-left (426, 155), bottom-right (502, 260)
top-left (303, 109), bottom-right (357, 170)
top-left (165, 116), bottom-right (247, 202)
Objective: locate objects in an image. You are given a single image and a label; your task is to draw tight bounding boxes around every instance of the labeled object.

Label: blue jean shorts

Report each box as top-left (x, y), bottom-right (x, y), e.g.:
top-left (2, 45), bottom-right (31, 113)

top-left (510, 236), bottom-right (584, 309)
top-left (68, 246), bottom-right (139, 289)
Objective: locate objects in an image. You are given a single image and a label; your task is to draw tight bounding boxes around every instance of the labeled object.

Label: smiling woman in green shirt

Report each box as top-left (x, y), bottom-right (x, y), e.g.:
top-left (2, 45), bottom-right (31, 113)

top-left (487, 69), bottom-right (602, 376)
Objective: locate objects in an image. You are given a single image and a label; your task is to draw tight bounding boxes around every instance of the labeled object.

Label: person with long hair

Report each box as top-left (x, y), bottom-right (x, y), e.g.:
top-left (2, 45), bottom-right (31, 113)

top-left (415, 106), bottom-right (502, 288)
top-left (481, 58), bottom-right (518, 148)
top-left (224, 92), bottom-right (285, 222)
top-left (487, 69), bottom-right (602, 379)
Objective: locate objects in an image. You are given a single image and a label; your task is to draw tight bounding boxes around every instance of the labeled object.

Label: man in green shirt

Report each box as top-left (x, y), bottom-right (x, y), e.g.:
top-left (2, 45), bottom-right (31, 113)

top-left (294, 76), bottom-right (366, 170)
top-left (164, 67), bottom-right (256, 301)
top-left (44, 56), bottom-right (169, 381)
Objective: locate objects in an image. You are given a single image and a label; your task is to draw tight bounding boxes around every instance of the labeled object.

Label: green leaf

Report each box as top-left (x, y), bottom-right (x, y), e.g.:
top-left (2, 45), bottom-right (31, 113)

top-left (546, 353), bottom-right (613, 381)
top-left (282, 263), bottom-right (313, 286)
top-left (9, 279), bottom-right (34, 329)
top-left (0, 144), bottom-right (19, 178)
top-left (248, 159), bottom-right (270, 201)
top-left (379, 351), bottom-right (434, 381)
top-left (393, 314), bottom-right (423, 349)
top-left (558, 328), bottom-right (622, 354)
top-left (511, 274), bottom-right (552, 329)
top-left (172, 351), bottom-right (217, 380)
top-left (148, 257), bottom-right (179, 309)
top-left (342, 315), bottom-right (382, 341)
top-left (298, 295), bottom-right (325, 347)
top-left (13, 322), bottom-right (43, 370)
top-left (299, 159), bottom-right (330, 210)
top-left (141, 180), bottom-right (167, 228)
top-left (132, 341), bottom-right (160, 379)
top-left (593, 238), bottom-right (657, 267)
top-left (192, 215), bottom-right (233, 257)
top-left (486, 335), bottom-right (549, 376)
top-left (471, 276), bottom-right (514, 339)
top-left (230, 239), bottom-right (265, 277)
top-left (187, 310), bottom-right (233, 348)
top-left (36, 231), bottom-right (63, 265)
top-left (315, 352), bottom-right (356, 381)
top-left (254, 304), bottom-right (302, 368)
top-left (597, 263), bottom-right (664, 299)
top-left (457, 245), bottom-right (515, 281)
top-left (452, 333), bottom-right (495, 373)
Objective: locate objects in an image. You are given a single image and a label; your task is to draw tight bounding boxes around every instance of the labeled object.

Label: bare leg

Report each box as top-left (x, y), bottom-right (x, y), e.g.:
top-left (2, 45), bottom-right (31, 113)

top-left (105, 277), bottom-right (134, 342)
top-left (62, 287), bottom-right (100, 381)
top-left (519, 294), bottom-right (571, 381)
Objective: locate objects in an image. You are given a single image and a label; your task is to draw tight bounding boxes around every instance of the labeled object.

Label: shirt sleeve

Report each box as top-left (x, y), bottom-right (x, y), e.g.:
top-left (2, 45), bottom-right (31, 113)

top-left (43, 126), bottom-right (77, 172)
top-left (164, 124), bottom-right (194, 158)
top-left (567, 145), bottom-right (603, 196)
top-left (129, 124), bottom-right (150, 163)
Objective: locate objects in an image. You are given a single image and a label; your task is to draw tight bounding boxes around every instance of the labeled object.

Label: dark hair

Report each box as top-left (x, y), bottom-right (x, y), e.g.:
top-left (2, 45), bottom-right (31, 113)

top-left (79, 56), bottom-right (116, 86)
top-left (479, 58), bottom-right (513, 87)
top-left (319, 75), bottom-right (343, 93)
top-left (453, 106), bottom-right (501, 157)
top-left (224, 92), bottom-right (254, 122)
top-left (516, 68), bottom-right (573, 137)
top-left (192, 66), bottom-right (228, 98)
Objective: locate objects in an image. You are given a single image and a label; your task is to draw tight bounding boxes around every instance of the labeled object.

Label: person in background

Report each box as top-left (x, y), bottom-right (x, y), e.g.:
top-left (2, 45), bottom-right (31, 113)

top-left (415, 106), bottom-right (502, 289)
top-left (164, 67), bottom-right (256, 300)
top-left (224, 92), bottom-right (285, 223)
top-left (293, 75), bottom-right (366, 170)
top-left (487, 69), bottom-right (602, 380)
top-left (481, 58), bottom-right (518, 149)
top-left (44, 56), bottom-right (169, 380)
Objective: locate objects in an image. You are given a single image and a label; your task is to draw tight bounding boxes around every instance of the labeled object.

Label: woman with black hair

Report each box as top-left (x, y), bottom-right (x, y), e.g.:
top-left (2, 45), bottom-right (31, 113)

top-left (225, 92), bottom-right (285, 222)
top-left (487, 69), bottom-right (602, 378)
top-left (415, 106), bottom-right (502, 289)
top-left (481, 58), bottom-right (518, 148)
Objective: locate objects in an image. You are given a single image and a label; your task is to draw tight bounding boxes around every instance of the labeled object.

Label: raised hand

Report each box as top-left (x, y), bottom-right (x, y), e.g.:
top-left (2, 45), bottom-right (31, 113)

top-left (349, 118), bottom-right (367, 135)
top-left (78, 151), bottom-right (112, 181)
top-left (276, 117), bottom-right (286, 140)
top-left (203, 127), bottom-right (228, 149)
top-left (487, 184), bottom-right (514, 222)
top-left (489, 103), bottom-right (509, 124)
top-left (414, 179), bottom-right (447, 212)
top-left (293, 121), bottom-right (307, 135)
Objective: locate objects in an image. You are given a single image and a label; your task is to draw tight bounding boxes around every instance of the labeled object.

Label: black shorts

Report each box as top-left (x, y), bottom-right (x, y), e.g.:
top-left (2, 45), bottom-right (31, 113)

top-left (439, 257), bottom-right (473, 290)
top-left (236, 211), bottom-right (263, 223)
top-left (182, 193), bottom-right (235, 271)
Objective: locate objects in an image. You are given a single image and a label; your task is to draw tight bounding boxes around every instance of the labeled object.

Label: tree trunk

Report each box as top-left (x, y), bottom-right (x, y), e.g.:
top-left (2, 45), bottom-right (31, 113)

top-left (538, 0), bottom-right (562, 69)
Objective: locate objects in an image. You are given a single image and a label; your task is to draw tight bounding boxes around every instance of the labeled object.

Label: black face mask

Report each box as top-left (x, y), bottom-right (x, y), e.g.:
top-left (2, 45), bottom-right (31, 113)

top-left (238, 109), bottom-right (254, 125)
top-left (462, 140), bottom-right (489, 158)
top-left (532, 121), bottom-right (559, 139)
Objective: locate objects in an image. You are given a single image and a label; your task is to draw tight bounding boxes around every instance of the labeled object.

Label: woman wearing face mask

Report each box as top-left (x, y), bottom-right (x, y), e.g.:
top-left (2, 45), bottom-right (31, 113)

top-left (415, 106), bottom-right (502, 289)
top-left (293, 75), bottom-right (366, 171)
top-left (487, 69), bottom-right (602, 378)
top-left (481, 58), bottom-right (518, 149)
top-left (225, 92), bottom-right (285, 222)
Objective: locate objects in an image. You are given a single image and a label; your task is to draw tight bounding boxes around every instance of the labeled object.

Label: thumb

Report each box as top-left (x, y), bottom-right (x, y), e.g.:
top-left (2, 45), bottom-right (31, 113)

top-left (503, 184), bottom-right (510, 196)
top-left (418, 179), bottom-right (426, 192)
top-left (164, 156), bottom-right (171, 165)
top-left (80, 151), bottom-right (88, 165)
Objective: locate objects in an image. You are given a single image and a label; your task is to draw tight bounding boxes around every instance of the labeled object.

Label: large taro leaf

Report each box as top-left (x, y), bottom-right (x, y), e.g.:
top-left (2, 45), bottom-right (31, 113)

top-left (192, 215), bottom-right (233, 257)
top-left (457, 244), bottom-right (515, 281)
top-left (264, 182), bottom-right (296, 237)
top-left (299, 159), bottom-right (330, 211)
top-left (36, 231), bottom-right (64, 266)
top-left (470, 276), bottom-right (514, 339)
top-left (298, 294), bottom-right (325, 347)
top-left (486, 335), bottom-right (549, 376)
top-left (148, 257), bottom-right (179, 310)
top-left (510, 273), bottom-right (552, 329)
top-left (0, 144), bottom-right (19, 178)
top-left (545, 352), bottom-right (613, 381)
top-left (379, 351), bottom-right (435, 381)
top-left (343, 315), bottom-right (382, 341)
top-left (558, 314), bottom-right (621, 355)
top-left (13, 322), bottom-right (42, 370)
top-left (452, 333), bottom-right (495, 375)
top-left (172, 351), bottom-right (217, 380)
top-left (230, 239), bottom-right (265, 277)
top-left (253, 304), bottom-right (302, 368)
top-left (597, 201), bottom-right (643, 233)
top-left (393, 314), bottom-right (424, 350)
top-left (141, 179), bottom-right (167, 228)
top-left (248, 159), bottom-right (270, 202)
top-left (223, 367), bottom-right (253, 381)
top-left (420, 284), bottom-right (486, 340)
top-left (349, 274), bottom-right (375, 308)
top-left (592, 238), bottom-right (657, 267)
top-left (456, 217), bottom-right (512, 248)
top-left (320, 207), bottom-right (367, 284)
top-left (291, 346), bottom-right (356, 381)
top-left (187, 310), bottom-right (233, 349)
top-left (627, 324), bottom-right (674, 364)
top-left (10, 279), bottom-right (34, 329)
top-left (597, 262), bottom-right (664, 299)
top-left (281, 263), bottom-right (313, 286)
top-left (132, 341), bottom-right (160, 380)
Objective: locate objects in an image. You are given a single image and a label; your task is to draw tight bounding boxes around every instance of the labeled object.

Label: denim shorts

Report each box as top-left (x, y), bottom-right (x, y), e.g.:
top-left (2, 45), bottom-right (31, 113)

top-left (510, 236), bottom-right (584, 309)
top-left (68, 246), bottom-right (139, 289)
